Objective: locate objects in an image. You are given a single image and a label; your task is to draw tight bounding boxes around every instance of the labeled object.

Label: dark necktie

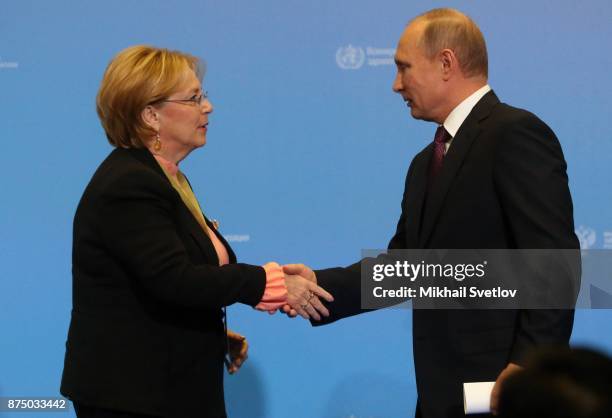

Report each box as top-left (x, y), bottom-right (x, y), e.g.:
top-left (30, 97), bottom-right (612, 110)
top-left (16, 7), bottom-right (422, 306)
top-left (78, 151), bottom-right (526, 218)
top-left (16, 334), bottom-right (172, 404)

top-left (428, 125), bottom-right (452, 185)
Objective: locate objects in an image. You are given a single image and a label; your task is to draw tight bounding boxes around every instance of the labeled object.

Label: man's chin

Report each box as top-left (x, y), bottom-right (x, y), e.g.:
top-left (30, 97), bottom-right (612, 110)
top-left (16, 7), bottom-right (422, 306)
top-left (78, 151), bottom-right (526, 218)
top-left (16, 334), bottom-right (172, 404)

top-left (410, 108), bottom-right (436, 123)
top-left (410, 107), bottom-right (423, 120)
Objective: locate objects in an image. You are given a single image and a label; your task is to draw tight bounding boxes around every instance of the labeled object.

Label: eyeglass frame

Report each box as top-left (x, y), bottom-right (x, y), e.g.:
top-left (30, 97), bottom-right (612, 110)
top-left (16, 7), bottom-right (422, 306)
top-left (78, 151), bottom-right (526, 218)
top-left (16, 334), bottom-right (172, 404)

top-left (155, 91), bottom-right (209, 107)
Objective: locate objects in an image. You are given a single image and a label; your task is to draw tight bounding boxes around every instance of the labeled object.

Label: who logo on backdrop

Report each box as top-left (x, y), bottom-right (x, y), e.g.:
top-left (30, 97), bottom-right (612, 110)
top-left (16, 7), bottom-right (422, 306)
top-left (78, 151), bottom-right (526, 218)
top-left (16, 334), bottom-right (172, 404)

top-left (336, 45), bottom-right (366, 70)
top-left (575, 225), bottom-right (596, 249)
top-left (336, 45), bottom-right (396, 70)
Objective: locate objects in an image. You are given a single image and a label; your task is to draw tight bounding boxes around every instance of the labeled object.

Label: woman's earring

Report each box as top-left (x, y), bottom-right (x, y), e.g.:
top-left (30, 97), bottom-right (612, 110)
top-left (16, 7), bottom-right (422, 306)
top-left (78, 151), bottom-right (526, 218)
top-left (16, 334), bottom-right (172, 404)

top-left (153, 133), bottom-right (162, 152)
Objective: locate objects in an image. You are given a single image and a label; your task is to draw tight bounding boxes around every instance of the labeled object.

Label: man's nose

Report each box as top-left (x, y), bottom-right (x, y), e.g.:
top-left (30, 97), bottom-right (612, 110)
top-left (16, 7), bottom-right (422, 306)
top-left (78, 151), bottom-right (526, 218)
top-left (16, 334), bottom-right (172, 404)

top-left (392, 73), bottom-right (402, 93)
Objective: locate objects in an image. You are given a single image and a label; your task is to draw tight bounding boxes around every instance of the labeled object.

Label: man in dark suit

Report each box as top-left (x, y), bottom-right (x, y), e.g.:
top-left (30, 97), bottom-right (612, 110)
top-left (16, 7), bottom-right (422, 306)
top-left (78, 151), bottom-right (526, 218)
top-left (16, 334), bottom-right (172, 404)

top-left (284, 8), bottom-right (578, 418)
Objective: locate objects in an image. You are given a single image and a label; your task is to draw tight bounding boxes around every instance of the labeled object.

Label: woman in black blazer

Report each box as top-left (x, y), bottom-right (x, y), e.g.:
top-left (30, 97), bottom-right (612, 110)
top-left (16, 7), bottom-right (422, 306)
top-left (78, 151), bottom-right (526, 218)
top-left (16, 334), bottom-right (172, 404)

top-left (60, 45), bottom-right (332, 418)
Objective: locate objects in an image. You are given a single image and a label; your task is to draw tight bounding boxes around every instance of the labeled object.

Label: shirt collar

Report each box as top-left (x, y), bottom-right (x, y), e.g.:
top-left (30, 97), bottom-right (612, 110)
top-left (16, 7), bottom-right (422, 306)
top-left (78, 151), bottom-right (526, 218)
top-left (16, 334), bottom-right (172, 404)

top-left (443, 84), bottom-right (491, 138)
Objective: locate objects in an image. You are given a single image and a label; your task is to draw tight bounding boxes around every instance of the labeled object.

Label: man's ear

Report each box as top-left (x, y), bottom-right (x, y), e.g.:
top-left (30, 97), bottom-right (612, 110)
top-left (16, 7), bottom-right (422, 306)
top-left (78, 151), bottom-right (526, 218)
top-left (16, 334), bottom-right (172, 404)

top-left (141, 105), bottom-right (160, 131)
top-left (439, 49), bottom-right (457, 81)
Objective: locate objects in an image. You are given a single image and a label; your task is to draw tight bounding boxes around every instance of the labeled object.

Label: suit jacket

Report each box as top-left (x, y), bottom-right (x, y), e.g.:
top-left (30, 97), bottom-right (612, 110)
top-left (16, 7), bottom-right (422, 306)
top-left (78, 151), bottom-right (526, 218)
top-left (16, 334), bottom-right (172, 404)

top-left (314, 91), bottom-right (579, 418)
top-left (60, 147), bottom-right (266, 418)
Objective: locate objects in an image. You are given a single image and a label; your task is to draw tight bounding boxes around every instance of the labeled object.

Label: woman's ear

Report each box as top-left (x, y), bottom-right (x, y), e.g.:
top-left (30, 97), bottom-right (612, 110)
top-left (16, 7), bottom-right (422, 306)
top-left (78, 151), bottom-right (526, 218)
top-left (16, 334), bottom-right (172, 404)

top-left (141, 105), bottom-right (160, 131)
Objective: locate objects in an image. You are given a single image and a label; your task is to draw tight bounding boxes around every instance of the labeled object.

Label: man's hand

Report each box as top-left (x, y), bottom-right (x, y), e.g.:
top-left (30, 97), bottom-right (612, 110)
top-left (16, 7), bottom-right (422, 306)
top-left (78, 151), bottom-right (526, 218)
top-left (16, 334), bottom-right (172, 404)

top-left (281, 264), bottom-right (333, 320)
top-left (226, 329), bottom-right (248, 374)
top-left (281, 264), bottom-right (316, 318)
top-left (490, 362), bottom-right (523, 414)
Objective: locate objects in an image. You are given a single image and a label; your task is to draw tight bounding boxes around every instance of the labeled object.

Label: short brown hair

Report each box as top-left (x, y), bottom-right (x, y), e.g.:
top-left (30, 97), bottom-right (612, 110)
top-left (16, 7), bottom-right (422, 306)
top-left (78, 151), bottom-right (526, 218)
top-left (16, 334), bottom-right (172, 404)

top-left (96, 45), bottom-right (202, 148)
top-left (413, 8), bottom-right (488, 78)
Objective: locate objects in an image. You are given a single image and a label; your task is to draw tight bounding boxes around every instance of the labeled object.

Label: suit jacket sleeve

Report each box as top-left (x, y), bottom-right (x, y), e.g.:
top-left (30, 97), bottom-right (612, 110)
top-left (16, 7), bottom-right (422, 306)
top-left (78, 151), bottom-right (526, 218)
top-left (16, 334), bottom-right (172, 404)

top-left (94, 168), bottom-right (266, 310)
top-left (388, 159), bottom-right (415, 250)
top-left (493, 111), bottom-right (578, 364)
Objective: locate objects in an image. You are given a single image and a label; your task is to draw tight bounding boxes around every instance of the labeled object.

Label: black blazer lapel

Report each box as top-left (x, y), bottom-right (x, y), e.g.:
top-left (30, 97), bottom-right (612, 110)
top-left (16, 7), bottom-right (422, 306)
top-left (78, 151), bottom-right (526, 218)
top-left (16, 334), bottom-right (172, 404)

top-left (205, 218), bottom-right (238, 264)
top-left (127, 147), bottom-right (170, 183)
top-left (126, 148), bottom-right (230, 264)
top-left (419, 91), bottom-right (500, 247)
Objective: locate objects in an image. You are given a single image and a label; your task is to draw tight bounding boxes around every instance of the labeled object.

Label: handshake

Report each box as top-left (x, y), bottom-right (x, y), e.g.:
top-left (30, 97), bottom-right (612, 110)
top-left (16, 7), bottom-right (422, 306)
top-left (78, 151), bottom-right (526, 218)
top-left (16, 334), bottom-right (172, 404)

top-left (258, 263), bottom-right (334, 321)
top-left (229, 263), bottom-right (334, 374)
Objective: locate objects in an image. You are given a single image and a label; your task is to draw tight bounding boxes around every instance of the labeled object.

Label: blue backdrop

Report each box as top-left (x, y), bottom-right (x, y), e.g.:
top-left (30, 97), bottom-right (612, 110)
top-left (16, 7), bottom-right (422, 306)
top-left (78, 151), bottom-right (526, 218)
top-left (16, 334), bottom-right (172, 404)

top-left (1, 1), bottom-right (611, 417)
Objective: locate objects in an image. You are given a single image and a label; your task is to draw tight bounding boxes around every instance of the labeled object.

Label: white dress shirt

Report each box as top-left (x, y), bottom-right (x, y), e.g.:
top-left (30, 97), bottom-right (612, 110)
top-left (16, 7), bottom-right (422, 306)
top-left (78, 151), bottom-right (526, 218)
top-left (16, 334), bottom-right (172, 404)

top-left (442, 84), bottom-right (491, 153)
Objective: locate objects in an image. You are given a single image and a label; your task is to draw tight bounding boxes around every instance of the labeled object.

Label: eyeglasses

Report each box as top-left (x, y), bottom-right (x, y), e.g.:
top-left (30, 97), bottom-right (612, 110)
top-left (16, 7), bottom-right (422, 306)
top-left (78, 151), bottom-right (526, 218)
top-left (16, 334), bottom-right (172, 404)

top-left (161, 91), bottom-right (209, 107)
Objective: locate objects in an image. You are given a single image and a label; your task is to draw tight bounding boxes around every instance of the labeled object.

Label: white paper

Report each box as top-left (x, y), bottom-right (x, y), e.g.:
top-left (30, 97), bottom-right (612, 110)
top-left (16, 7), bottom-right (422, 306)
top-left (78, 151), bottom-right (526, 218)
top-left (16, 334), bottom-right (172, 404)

top-left (463, 381), bottom-right (495, 414)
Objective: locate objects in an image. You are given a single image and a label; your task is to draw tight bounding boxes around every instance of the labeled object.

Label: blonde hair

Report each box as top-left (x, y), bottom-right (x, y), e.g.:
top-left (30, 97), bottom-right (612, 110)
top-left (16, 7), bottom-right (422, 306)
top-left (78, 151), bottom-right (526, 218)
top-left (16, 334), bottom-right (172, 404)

top-left (96, 45), bottom-right (202, 148)
top-left (413, 8), bottom-right (488, 78)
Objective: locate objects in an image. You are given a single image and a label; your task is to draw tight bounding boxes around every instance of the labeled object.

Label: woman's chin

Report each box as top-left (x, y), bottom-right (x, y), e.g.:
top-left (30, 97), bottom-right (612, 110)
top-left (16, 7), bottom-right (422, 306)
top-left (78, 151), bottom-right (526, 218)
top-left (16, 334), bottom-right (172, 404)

top-left (192, 135), bottom-right (207, 149)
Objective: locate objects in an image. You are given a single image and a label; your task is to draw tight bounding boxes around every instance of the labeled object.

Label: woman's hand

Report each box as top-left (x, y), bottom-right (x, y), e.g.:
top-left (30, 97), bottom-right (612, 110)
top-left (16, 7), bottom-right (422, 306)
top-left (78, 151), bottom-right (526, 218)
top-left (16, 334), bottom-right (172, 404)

top-left (226, 330), bottom-right (248, 374)
top-left (283, 264), bottom-right (334, 320)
